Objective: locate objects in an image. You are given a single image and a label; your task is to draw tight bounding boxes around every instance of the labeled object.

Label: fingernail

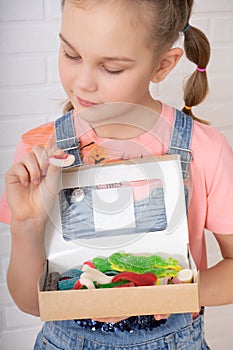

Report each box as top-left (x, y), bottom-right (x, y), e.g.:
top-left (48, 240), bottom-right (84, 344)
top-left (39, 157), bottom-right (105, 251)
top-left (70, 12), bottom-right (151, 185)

top-left (33, 178), bottom-right (40, 185)
top-left (23, 180), bottom-right (29, 187)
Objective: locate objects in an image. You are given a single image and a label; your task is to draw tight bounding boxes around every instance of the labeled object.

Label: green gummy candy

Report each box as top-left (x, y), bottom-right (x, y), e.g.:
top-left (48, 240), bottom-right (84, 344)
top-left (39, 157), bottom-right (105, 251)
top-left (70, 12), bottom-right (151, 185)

top-left (93, 257), bottom-right (115, 272)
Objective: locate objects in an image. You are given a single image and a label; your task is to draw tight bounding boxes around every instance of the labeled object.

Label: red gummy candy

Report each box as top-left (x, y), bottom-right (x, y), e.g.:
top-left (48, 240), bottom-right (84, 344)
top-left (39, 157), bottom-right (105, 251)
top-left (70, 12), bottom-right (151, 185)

top-left (112, 272), bottom-right (157, 286)
top-left (83, 261), bottom-right (96, 269)
top-left (73, 280), bottom-right (83, 290)
top-left (115, 282), bottom-right (135, 288)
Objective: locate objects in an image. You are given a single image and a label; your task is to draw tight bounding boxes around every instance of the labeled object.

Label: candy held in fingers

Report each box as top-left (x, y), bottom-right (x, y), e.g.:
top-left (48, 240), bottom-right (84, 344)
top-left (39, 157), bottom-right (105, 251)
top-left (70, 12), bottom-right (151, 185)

top-left (49, 153), bottom-right (75, 167)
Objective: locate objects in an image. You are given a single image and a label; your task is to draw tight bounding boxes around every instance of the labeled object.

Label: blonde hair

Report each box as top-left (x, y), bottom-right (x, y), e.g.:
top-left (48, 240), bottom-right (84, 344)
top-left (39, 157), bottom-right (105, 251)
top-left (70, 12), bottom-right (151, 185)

top-left (61, 0), bottom-right (211, 124)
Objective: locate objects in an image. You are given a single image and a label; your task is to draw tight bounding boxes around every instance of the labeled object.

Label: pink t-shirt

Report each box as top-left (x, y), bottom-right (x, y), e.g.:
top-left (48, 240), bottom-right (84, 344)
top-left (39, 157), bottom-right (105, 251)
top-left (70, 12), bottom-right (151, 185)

top-left (1, 103), bottom-right (233, 270)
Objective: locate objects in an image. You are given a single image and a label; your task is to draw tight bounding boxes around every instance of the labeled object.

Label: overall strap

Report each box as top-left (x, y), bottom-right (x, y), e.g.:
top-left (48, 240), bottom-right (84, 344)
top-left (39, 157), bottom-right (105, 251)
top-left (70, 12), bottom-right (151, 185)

top-left (55, 110), bottom-right (82, 168)
top-left (167, 109), bottom-right (193, 180)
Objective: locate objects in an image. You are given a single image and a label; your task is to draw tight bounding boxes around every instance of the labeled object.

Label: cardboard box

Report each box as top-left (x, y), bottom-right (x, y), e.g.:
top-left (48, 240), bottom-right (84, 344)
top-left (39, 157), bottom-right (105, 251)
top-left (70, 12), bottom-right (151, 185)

top-left (38, 155), bottom-right (200, 321)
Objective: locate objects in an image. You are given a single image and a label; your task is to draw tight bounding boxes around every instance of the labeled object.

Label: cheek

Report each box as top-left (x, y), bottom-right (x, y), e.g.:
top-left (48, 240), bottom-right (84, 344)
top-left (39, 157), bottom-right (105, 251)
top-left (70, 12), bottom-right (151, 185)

top-left (58, 54), bottom-right (73, 91)
top-left (107, 76), bottom-right (147, 102)
top-left (58, 54), bottom-right (67, 87)
top-left (102, 77), bottom-right (137, 101)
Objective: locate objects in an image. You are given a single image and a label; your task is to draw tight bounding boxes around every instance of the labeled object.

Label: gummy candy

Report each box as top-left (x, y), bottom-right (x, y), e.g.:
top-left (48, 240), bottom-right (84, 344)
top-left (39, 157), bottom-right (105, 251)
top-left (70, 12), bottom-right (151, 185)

top-left (107, 253), bottom-right (181, 278)
top-left (112, 272), bottom-right (157, 286)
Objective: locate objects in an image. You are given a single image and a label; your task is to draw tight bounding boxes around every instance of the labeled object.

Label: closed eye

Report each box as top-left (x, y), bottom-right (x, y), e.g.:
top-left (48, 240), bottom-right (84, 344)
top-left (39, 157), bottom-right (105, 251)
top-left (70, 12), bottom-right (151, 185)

top-left (104, 68), bottom-right (124, 75)
top-left (64, 51), bottom-right (81, 61)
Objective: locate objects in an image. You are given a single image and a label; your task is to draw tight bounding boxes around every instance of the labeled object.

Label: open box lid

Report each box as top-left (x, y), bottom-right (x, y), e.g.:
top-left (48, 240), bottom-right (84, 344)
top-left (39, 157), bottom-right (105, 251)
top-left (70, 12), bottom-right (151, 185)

top-left (45, 155), bottom-right (196, 274)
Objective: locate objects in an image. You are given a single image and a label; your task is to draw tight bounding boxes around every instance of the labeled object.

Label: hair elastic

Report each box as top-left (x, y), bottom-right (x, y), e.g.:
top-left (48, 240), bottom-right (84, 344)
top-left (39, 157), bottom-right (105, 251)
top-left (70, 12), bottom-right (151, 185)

top-left (183, 23), bottom-right (190, 33)
top-left (197, 66), bottom-right (207, 73)
top-left (184, 104), bottom-right (192, 110)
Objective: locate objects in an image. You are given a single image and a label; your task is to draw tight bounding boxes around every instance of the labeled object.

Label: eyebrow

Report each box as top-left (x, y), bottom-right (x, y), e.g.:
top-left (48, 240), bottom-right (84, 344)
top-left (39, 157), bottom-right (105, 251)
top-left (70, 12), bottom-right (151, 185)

top-left (59, 33), bottom-right (135, 63)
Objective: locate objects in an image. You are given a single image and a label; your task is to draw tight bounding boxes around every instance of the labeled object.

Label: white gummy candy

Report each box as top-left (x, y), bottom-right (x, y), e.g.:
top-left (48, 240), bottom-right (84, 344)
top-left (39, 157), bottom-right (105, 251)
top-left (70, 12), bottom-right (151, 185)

top-left (49, 154), bottom-right (75, 167)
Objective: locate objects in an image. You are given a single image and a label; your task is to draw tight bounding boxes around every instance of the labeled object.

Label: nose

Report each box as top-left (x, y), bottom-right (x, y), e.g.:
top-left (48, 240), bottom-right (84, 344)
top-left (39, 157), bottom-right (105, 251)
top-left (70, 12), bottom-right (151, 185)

top-left (75, 65), bottom-right (98, 92)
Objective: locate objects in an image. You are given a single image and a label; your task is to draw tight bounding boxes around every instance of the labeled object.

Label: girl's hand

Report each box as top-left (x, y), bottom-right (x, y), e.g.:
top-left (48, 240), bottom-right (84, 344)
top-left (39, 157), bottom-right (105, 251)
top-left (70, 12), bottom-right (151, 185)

top-left (5, 144), bottom-right (65, 222)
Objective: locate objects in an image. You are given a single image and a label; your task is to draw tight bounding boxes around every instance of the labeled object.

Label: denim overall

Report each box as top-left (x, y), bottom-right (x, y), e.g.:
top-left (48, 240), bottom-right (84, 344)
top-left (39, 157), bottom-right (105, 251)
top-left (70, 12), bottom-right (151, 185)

top-left (34, 110), bottom-right (210, 349)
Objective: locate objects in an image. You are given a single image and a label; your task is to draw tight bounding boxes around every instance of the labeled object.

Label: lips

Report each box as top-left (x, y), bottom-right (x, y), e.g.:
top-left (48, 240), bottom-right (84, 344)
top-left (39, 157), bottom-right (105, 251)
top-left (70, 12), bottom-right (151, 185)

top-left (77, 96), bottom-right (99, 108)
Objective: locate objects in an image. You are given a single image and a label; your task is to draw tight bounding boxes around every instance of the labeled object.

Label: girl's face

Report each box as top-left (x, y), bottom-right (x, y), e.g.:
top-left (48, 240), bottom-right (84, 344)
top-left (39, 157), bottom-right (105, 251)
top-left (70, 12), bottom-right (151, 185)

top-left (59, 1), bottom-right (159, 117)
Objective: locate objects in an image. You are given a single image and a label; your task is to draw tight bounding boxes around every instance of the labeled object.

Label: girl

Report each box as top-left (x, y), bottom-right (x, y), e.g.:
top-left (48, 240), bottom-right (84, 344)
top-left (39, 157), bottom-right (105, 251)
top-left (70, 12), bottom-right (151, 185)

top-left (1, 0), bottom-right (233, 349)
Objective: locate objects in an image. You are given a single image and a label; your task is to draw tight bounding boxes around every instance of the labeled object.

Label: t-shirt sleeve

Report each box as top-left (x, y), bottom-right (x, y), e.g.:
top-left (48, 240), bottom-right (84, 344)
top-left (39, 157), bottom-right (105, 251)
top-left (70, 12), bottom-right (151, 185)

top-left (0, 139), bottom-right (28, 224)
top-left (0, 121), bottom-right (55, 225)
top-left (206, 137), bottom-right (233, 233)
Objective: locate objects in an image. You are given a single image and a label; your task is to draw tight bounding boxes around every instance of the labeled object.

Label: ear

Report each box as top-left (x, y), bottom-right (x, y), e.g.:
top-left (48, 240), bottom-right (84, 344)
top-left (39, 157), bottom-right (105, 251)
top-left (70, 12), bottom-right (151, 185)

top-left (151, 48), bottom-right (183, 83)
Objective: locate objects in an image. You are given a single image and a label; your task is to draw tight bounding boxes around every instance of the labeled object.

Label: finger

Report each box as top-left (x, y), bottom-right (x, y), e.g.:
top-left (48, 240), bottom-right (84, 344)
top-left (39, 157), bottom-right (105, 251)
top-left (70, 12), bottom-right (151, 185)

top-left (32, 144), bottom-right (49, 177)
top-left (6, 162), bottom-right (30, 187)
top-left (154, 314), bottom-right (171, 321)
top-left (19, 152), bottom-right (42, 186)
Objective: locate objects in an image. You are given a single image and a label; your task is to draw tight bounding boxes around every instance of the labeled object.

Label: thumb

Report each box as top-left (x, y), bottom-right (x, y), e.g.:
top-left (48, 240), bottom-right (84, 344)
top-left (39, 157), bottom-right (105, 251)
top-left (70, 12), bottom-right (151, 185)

top-left (45, 153), bottom-right (75, 197)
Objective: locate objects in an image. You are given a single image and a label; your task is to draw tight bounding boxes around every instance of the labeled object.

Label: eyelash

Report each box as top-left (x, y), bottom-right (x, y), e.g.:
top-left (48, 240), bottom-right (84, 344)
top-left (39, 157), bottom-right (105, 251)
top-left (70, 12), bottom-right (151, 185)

top-left (63, 52), bottom-right (124, 75)
top-left (64, 52), bottom-right (81, 60)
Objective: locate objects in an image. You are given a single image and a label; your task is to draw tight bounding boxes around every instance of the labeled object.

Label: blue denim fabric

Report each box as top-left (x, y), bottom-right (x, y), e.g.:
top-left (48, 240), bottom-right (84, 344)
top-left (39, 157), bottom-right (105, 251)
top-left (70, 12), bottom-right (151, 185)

top-left (60, 186), bottom-right (167, 240)
top-left (55, 110), bottom-right (82, 168)
top-left (168, 110), bottom-right (193, 181)
top-left (34, 313), bottom-right (210, 350)
top-left (38, 110), bottom-right (203, 350)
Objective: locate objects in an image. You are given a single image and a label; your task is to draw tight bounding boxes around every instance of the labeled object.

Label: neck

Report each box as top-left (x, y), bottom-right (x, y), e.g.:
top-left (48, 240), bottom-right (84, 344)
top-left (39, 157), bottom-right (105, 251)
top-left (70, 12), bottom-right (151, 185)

top-left (92, 100), bottom-right (162, 139)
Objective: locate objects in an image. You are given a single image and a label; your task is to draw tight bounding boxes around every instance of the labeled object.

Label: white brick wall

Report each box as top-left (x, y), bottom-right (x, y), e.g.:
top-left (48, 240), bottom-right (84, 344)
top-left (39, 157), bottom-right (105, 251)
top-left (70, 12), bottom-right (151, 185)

top-left (0, 1), bottom-right (232, 349)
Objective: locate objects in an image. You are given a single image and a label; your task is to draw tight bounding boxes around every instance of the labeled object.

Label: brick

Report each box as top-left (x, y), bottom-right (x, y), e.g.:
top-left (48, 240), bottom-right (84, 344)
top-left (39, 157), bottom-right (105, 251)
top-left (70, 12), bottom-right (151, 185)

top-left (0, 149), bottom-right (14, 176)
top-left (0, 0), bottom-right (44, 21)
top-left (0, 57), bottom-right (46, 86)
top-left (209, 46), bottom-right (233, 74)
top-left (0, 22), bottom-right (60, 54)
top-left (195, 0), bottom-right (233, 13)
top-left (0, 284), bottom-right (14, 305)
top-left (5, 305), bottom-right (43, 328)
top-left (2, 257), bottom-right (10, 279)
top-left (0, 116), bottom-right (48, 147)
top-left (0, 327), bottom-right (41, 350)
top-left (44, 0), bottom-right (62, 20)
top-left (0, 232), bottom-right (11, 255)
top-left (47, 55), bottom-right (60, 83)
top-left (195, 102), bottom-right (233, 128)
top-left (0, 86), bottom-right (66, 116)
top-left (212, 17), bottom-right (233, 43)
top-left (0, 176), bottom-right (5, 197)
top-left (208, 76), bottom-right (233, 102)
top-left (0, 1), bottom-right (233, 348)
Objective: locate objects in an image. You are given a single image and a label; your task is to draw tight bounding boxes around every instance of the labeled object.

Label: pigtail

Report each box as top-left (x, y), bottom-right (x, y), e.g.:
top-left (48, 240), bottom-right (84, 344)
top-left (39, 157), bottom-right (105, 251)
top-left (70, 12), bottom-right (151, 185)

top-left (182, 25), bottom-right (211, 124)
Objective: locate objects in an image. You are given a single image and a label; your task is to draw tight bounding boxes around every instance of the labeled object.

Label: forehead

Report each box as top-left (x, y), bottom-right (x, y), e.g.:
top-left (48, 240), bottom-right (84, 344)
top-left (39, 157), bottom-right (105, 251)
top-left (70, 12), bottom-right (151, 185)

top-left (61, 1), bottom-right (154, 53)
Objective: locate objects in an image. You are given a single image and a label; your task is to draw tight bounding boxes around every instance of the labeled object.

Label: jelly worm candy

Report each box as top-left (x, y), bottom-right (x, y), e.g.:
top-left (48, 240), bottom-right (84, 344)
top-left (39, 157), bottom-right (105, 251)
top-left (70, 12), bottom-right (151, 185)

top-left (83, 261), bottom-right (96, 269)
top-left (97, 280), bottom-right (133, 288)
top-left (49, 153), bottom-right (75, 167)
top-left (74, 280), bottom-right (85, 290)
top-left (79, 275), bottom-right (96, 289)
top-left (58, 277), bottom-right (80, 290)
top-left (78, 266), bottom-right (113, 289)
top-left (43, 272), bottom-right (60, 291)
top-left (112, 272), bottom-right (157, 286)
top-left (59, 268), bottom-right (83, 280)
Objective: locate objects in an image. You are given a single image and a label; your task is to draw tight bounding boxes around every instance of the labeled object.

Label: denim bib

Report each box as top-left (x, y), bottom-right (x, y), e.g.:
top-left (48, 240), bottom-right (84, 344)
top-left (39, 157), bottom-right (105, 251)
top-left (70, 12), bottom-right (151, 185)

top-left (55, 109), bottom-right (193, 241)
